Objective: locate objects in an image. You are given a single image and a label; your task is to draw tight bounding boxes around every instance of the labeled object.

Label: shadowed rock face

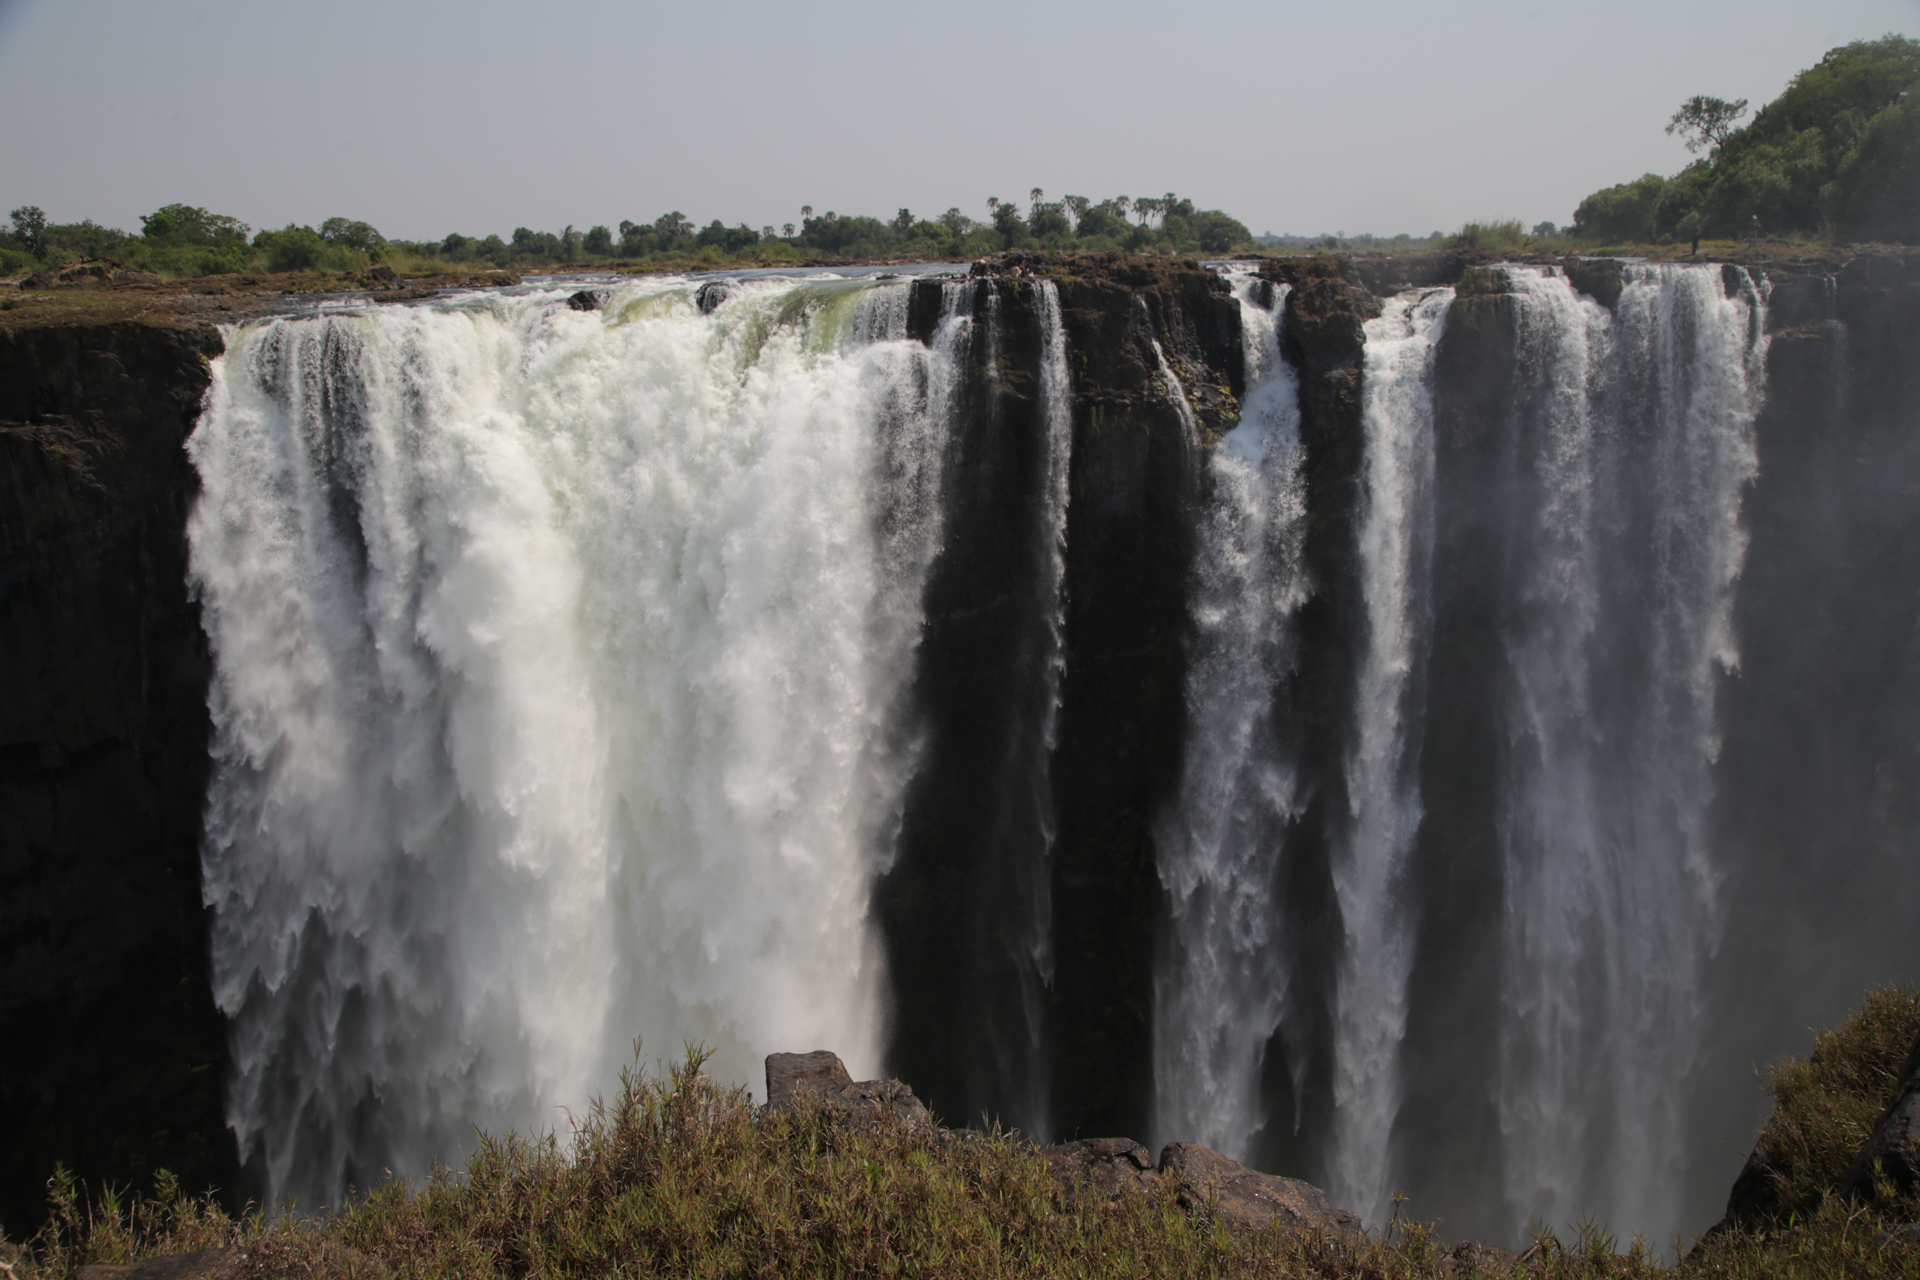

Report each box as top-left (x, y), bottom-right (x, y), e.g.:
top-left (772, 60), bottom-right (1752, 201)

top-left (0, 321), bottom-right (235, 1237)
top-left (877, 254), bottom-right (1242, 1146)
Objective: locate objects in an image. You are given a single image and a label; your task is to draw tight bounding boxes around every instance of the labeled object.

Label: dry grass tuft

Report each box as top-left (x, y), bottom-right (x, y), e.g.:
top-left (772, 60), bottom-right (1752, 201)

top-left (6, 1044), bottom-right (1920, 1278)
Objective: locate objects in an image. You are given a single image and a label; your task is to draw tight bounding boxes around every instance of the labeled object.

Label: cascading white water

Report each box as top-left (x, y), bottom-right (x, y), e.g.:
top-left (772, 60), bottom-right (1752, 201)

top-left (1153, 273), bottom-right (1309, 1157)
top-left (1010, 279), bottom-right (1075, 1135)
top-left (1139, 297), bottom-right (1203, 441)
top-left (1494, 263), bottom-right (1768, 1242)
top-left (1329, 286), bottom-right (1452, 1222)
top-left (188, 276), bottom-right (966, 1206)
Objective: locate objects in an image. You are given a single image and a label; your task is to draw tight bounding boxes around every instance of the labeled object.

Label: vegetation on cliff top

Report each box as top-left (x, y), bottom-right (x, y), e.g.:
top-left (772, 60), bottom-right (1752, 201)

top-left (7, 1005), bottom-right (1919, 1280)
top-left (1573, 35), bottom-right (1920, 245)
top-left (0, 190), bottom-right (1257, 282)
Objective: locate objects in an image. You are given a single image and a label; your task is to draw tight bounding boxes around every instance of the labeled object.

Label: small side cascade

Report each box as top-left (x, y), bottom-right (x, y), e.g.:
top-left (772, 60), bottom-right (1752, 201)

top-left (1138, 297), bottom-right (1203, 441)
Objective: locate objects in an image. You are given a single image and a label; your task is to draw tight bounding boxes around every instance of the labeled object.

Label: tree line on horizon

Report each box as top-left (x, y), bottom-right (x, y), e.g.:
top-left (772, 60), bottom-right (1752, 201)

top-left (0, 191), bottom-right (1260, 279)
top-left (9, 36), bottom-right (1917, 290)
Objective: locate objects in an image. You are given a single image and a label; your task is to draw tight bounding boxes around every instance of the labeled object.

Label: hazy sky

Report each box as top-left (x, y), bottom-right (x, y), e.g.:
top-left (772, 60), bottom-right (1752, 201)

top-left (2, 0), bottom-right (1916, 242)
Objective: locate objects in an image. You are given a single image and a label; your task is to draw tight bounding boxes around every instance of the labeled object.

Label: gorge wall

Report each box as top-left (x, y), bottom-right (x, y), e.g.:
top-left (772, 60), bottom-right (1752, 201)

top-left (3, 250), bottom-right (1919, 1247)
top-left (0, 321), bottom-right (232, 1234)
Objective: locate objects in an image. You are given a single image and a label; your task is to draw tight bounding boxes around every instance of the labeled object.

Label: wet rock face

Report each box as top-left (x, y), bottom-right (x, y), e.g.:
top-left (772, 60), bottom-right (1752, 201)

top-left (878, 253), bottom-right (1239, 1148)
top-left (0, 321), bottom-right (234, 1236)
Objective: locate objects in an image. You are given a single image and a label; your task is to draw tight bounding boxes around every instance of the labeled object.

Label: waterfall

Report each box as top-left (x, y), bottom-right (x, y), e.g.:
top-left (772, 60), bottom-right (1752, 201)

top-left (1153, 272), bottom-right (1309, 1157)
top-left (1329, 286), bottom-right (1451, 1222)
top-left (188, 277), bottom-right (964, 1206)
top-left (1493, 264), bottom-right (1768, 1241)
top-left (1017, 279), bottom-right (1074, 1134)
top-left (180, 255), bottom-right (1781, 1236)
top-left (1139, 297), bottom-right (1203, 441)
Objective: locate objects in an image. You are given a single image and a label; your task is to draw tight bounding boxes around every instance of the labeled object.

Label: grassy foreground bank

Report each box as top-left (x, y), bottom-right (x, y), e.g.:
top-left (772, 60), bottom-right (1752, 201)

top-left (5, 1012), bottom-right (1918, 1280)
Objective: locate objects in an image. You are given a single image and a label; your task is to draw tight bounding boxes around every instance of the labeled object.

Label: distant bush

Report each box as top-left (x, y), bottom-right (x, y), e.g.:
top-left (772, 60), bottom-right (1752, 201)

top-left (1195, 209), bottom-right (1253, 254)
top-left (1574, 175), bottom-right (1671, 243)
top-left (255, 224), bottom-right (325, 272)
top-left (319, 217), bottom-right (385, 256)
top-left (138, 203), bottom-right (249, 249)
top-left (1450, 220), bottom-right (1529, 251)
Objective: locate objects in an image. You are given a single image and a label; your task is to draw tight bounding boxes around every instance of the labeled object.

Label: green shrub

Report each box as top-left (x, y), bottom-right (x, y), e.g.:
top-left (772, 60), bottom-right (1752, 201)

top-left (138, 203), bottom-right (249, 249)
top-left (1830, 93), bottom-right (1920, 243)
top-left (1451, 219), bottom-right (1528, 251)
top-left (256, 224), bottom-right (325, 272)
top-left (1747, 986), bottom-right (1920, 1219)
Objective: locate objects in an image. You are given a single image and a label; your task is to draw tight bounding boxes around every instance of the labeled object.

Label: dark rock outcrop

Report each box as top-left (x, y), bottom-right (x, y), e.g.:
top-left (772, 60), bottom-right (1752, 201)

top-left (1159, 1141), bottom-right (1362, 1235)
top-left (568, 288), bottom-right (610, 312)
top-left (1350, 249), bottom-right (1496, 297)
top-left (1559, 255), bottom-right (1625, 309)
top-left (0, 321), bottom-right (233, 1236)
top-left (762, 1050), bottom-right (932, 1128)
top-left (1043, 1137), bottom-right (1160, 1208)
top-left (775, 1051), bottom-right (1365, 1236)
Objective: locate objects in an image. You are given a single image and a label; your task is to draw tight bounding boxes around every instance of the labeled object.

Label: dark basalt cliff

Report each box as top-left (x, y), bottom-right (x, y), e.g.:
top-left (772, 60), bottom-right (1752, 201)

top-left (1691, 252), bottom-right (1920, 1230)
top-left (880, 254), bottom-right (1246, 1140)
top-left (0, 321), bottom-right (235, 1236)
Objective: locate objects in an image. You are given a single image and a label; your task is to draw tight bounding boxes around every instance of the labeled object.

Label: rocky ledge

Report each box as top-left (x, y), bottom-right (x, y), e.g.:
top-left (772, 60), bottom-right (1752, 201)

top-left (763, 1049), bottom-right (1361, 1240)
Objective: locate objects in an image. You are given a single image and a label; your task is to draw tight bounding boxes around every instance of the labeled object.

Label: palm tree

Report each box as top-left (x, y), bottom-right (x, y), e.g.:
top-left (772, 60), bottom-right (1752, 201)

top-left (762, 226), bottom-right (774, 240)
top-left (782, 223), bottom-right (795, 238)
top-left (1030, 187), bottom-right (1044, 216)
top-left (1115, 196), bottom-right (1131, 222)
top-left (802, 205), bottom-right (813, 222)
top-left (987, 196), bottom-right (1001, 215)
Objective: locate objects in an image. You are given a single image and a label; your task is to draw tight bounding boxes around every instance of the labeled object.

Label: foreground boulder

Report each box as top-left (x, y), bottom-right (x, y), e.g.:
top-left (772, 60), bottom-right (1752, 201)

top-left (1044, 1137), bottom-right (1160, 1208)
top-left (762, 1050), bottom-right (932, 1127)
top-left (1159, 1142), bottom-right (1363, 1235)
top-left (765, 1052), bottom-right (1362, 1236)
